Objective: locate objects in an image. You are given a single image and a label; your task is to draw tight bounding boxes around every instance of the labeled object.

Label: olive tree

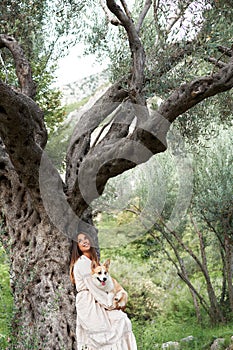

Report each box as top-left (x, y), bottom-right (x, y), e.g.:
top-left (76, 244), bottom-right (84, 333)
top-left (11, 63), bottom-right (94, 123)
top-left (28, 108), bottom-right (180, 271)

top-left (0, 0), bottom-right (233, 348)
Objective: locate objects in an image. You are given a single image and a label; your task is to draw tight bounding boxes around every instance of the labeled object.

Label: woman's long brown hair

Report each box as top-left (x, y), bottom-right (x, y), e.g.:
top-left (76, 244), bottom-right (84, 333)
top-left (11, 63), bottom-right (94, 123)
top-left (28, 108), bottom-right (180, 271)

top-left (69, 232), bottom-right (98, 284)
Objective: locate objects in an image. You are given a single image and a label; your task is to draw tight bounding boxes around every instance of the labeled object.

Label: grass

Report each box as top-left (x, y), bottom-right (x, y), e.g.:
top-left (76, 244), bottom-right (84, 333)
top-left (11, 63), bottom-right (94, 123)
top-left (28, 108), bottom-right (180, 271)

top-left (133, 318), bottom-right (233, 349)
top-left (0, 246), bottom-right (13, 349)
top-left (64, 96), bottom-right (90, 115)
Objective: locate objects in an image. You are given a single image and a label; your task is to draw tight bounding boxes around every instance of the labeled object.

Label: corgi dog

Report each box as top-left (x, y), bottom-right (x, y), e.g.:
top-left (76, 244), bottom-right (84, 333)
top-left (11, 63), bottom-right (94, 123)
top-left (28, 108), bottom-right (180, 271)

top-left (91, 258), bottom-right (128, 309)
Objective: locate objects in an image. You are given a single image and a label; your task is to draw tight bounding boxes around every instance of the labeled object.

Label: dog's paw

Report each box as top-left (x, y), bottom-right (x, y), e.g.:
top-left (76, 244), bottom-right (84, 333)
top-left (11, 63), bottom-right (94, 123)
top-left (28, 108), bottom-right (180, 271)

top-left (118, 300), bottom-right (126, 307)
top-left (114, 291), bottom-right (123, 301)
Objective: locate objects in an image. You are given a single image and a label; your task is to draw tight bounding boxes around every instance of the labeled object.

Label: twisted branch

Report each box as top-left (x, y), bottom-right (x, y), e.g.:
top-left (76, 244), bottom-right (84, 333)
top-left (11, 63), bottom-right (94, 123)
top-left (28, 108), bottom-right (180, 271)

top-left (0, 34), bottom-right (36, 98)
top-left (136, 0), bottom-right (152, 33)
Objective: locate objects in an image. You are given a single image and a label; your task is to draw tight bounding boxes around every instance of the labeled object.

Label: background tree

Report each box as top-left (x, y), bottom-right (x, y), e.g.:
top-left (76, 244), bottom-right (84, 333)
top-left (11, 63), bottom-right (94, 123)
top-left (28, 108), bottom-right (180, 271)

top-left (0, 0), bottom-right (233, 348)
top-left (156, 128), bottom-right (233, 325)
top-left (97, 127), bottom-right (232, 326)
top-left (193, 128), bottom-right (233, 317)
top-left (0, 0), bottom-right (65, 135)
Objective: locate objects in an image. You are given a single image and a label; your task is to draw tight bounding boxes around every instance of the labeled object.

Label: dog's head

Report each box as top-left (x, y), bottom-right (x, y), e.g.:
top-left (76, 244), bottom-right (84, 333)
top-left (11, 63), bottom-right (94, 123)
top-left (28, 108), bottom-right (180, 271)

top-left (91, 259), bottom-right (110, 288)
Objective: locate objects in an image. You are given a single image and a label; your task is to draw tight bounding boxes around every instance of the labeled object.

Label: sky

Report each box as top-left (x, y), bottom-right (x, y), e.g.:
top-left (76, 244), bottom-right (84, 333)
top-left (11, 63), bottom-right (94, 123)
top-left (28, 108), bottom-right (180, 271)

top-left (54, 44), bottom-right (109, 87)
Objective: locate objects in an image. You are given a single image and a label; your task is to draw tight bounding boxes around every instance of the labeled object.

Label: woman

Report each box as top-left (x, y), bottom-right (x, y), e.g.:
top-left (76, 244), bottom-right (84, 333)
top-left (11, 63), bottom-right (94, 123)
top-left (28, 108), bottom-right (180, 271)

top-left (70, 231), bottom-right (137, 350)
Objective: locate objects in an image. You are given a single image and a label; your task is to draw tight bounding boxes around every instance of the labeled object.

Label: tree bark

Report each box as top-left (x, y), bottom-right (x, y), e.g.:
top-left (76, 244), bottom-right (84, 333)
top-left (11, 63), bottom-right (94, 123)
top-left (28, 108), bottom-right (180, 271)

top-left (0, 148), bottom-right (76, 349)
top-left (0, 35), bottom-right (36, 98)
top-left (225, 235), bottom-right (233, 313)
top-left (190, 214), bottom-right (225, 324)
top-left (0, 35), bottom-right (76, 349)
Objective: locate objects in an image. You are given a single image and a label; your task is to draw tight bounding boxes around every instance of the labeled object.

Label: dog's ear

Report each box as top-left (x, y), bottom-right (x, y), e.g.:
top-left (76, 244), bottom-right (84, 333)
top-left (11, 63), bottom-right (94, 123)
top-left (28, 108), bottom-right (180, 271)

top-left (91, 260), bottom-right (98, 271)
top-left (103, 258), bottom-right (110, 270)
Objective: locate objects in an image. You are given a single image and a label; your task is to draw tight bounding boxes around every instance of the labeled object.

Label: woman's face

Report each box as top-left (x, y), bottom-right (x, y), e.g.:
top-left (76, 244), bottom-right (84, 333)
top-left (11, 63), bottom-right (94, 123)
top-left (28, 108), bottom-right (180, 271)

top-left (77, 233), bottom-right (91, 254)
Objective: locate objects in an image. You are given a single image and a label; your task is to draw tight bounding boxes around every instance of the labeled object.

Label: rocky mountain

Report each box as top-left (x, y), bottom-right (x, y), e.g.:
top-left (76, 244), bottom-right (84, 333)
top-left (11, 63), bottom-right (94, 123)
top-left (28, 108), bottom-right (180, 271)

top-left (59, 70), bottom-right (110, 106)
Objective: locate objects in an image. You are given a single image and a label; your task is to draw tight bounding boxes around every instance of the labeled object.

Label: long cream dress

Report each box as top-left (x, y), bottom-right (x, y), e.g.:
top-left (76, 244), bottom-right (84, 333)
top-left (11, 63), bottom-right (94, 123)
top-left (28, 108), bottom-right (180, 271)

top-left (73, 255), bottom-right (137, 350)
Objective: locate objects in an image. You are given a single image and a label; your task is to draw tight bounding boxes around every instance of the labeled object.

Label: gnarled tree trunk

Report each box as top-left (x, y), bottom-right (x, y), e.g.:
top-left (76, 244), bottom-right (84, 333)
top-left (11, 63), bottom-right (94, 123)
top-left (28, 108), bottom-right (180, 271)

top-left (0, 154), bottom-right (76, 349)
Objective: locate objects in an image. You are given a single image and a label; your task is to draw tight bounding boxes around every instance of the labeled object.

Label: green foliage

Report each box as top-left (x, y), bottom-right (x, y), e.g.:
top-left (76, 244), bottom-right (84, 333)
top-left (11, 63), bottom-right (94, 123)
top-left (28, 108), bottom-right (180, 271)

top-left (107, 28), bottom-right (131, 83)
top-left (175, 92), bottom-right (233, 144)
top-left (0, 245), bottom-right (13, 349)
top-left (202, 0), bottom-right (233, 57)
top-left (102, 254), bottom-right (163, 321)
top-left (32, 60), bottom-right (65, 135)
top-left (0, 0), bottom-right (45, 60)
top-left (192, 127), bottom-right (233, 237)
top-left (45, 95), bottom-right (91, 171)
